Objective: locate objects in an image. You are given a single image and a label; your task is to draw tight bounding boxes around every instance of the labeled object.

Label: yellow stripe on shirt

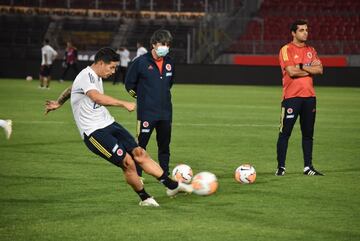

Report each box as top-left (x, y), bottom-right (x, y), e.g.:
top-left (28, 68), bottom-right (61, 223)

top-left (281, 45), bottom-right (289, 61)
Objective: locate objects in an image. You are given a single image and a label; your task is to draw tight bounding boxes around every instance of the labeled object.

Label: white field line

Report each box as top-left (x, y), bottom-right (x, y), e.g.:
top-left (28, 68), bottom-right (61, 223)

top-left (175, 123), bottom-right (277, 128)
top-left (17, 120), bottom-right (276, 128)
top-left (15, 121), bottom-right (358, 129)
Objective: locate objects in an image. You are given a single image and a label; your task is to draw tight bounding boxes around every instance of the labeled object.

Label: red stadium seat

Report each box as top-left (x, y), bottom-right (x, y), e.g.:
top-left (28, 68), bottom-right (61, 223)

top-left (229, 0), bottom-right (360, 55)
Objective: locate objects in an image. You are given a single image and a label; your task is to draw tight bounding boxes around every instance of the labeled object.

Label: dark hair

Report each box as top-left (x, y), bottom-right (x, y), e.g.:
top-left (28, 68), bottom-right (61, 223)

top-left (290, 19), bottom-right (308, 33)
top-left (94, 47), bottom-right (119, 63)
top-left (44, 39), bottom-right (50, 44)
top-left (150, 29), bottom-right (173, 46)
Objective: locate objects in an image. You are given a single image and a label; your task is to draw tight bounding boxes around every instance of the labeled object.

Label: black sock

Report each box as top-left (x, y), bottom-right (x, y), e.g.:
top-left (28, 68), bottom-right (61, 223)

top-left (136, 188), bottom-right (151, 201)
top-left (157, 172), bottom-right (178, 190)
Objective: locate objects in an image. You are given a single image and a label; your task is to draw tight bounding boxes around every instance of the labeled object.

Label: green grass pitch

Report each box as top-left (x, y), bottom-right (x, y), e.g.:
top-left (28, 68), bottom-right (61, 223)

top-left (0, 79), bottom-right (359, 241)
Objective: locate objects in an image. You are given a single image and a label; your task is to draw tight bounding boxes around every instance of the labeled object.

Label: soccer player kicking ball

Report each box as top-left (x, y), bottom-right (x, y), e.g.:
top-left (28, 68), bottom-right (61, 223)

top-left (45, 47), bottom-right (192, 206)
top-left (276, 20), bottom-right (324, 176)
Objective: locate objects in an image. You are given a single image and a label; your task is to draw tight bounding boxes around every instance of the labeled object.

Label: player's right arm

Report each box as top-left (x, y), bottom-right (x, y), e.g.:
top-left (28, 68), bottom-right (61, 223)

top-left (86, 90), bottom-right (136, 112)
top-left (285, 65), bottom-right (310, 78)
top-left (45, 86), bottom-right (72, 114)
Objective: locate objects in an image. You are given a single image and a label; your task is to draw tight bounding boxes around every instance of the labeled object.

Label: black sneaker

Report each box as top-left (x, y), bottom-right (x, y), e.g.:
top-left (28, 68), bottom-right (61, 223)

top-left (303, 166), bottom-right (324, 176)
top-left (275, 167), bottom-right (286, 176)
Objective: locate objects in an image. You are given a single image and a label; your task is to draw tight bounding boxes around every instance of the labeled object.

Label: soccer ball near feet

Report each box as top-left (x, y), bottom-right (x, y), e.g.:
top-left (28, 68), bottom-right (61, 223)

top-left (171, 164), bottom-right (193, 184)
top-left (235, 164), bottom-right (256, 184)
top-left (191, 171), bottom-right (218, 196)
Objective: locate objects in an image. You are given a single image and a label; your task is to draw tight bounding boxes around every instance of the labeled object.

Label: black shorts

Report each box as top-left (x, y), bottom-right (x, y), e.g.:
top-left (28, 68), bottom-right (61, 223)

top-left (40, 65), bottom-right (52, 77)
top-left (83, 122), bottom-right (138, 168)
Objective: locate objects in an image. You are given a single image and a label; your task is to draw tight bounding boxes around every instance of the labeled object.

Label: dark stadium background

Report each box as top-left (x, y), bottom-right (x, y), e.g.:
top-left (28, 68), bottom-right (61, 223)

top-left (1, 1), bottom-right (360, 241)
top-left (0, 0), bottom-right (359, 85)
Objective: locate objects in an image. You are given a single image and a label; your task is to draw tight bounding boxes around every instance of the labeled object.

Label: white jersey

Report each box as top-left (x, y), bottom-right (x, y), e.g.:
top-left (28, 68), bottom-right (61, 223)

top-left (41, 45), bottom-right (57, 65)
top-left (117, 49), bottom-right (130, 67)
top-left (71, 66), bottom-right (115, 139)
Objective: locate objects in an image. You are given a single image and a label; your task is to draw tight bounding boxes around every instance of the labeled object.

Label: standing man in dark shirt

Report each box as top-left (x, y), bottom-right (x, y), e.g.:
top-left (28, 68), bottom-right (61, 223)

top-left (60, 41), bottom-right (79, 82)
top-left (125, 29), bottom-right (174, 180)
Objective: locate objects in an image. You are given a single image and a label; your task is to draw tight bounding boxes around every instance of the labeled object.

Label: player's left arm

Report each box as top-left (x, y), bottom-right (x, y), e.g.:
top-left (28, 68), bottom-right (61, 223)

top-left (302, 61), bottom-right (323, 75)
top-left (45, 86), bottom-right (72, 115)
top-left (44, 53), bottom-right (48, 66)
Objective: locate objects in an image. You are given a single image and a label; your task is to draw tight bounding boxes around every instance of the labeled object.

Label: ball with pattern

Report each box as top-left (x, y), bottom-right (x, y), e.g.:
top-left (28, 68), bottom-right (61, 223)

top-left (235, 164), bottom-right (256, 184)
top-left (191, 171), bottom-right (218, 196)
top-left (171, 164), bottom-right (193, 184)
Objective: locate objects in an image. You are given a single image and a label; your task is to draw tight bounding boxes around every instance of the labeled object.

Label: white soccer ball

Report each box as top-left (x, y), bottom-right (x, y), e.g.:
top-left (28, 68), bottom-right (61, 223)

top-left (191, 171), bottom-right (218, 196)
top-left (235, 164), bottom-right (256, 184)
top-left (171, 164), bottom-right (193, 184)
top-left (26, 76), bottom-right (33, 81)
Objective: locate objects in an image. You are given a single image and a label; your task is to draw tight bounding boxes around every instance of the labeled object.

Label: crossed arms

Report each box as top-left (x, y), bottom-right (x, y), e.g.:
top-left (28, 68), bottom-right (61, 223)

top-left (285, 59), bottom-right (323, 78)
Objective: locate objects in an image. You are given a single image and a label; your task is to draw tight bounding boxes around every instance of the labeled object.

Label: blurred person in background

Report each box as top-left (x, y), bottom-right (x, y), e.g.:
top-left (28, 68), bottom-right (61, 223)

top-left (134, 41), bottom-right (148, 60)
top-left (60, 41), bottom-right (79, 83)
top-left (39, 39), bottom-right (57, 89)
top-left (275, 19), bottom-right (324, 176)
top-left (125, 29), bottom-right (174, 181)
top-left (113, 47), bottom-right (130, 85)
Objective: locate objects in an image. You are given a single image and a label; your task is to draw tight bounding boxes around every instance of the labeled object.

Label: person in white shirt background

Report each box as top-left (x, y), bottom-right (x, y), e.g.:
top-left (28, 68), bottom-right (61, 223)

top-left (40, 39), bottom-right (58, 89)
top-left (113, 47), bottom-right (130, 85)
top-left (134, 41), bottom-right (148, 60)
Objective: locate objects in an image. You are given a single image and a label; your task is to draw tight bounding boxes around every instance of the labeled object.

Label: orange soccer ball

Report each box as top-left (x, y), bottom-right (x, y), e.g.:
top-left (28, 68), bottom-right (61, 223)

top-left (191, 171), bottom-right (218, 196)
top-left (235, 164), bottom-right (256, 184)
top-left (171, 164), bottom-right (193, 184)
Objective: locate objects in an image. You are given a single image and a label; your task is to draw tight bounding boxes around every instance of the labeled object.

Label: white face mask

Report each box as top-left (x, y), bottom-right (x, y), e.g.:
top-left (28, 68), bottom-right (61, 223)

top-left (155, 46), bottom-right (169, 57)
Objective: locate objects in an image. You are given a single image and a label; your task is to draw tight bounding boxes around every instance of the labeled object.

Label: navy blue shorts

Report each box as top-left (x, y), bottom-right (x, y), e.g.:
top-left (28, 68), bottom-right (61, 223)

top-left (83, 122), bottom-right (138, 168)
top-left (40, 65), bottom-right (52, 77)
